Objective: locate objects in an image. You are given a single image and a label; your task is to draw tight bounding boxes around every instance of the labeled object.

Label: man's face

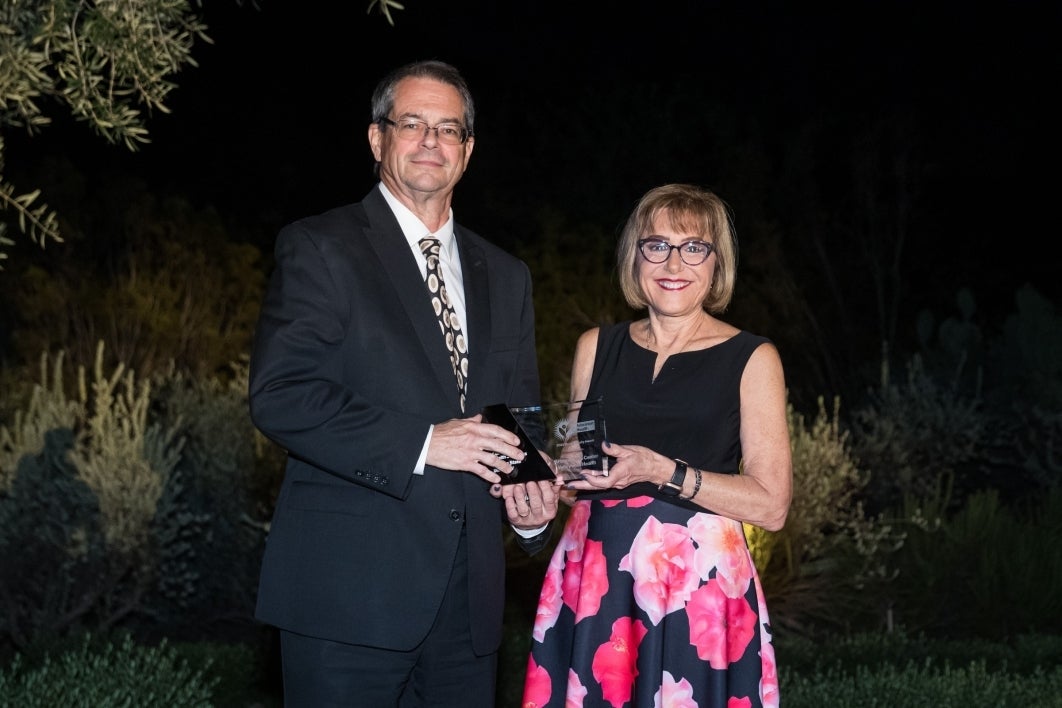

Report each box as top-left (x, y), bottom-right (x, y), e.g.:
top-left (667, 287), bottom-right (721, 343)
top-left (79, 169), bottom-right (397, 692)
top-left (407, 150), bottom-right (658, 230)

top-left (368, 76), bottom-right (474, 202)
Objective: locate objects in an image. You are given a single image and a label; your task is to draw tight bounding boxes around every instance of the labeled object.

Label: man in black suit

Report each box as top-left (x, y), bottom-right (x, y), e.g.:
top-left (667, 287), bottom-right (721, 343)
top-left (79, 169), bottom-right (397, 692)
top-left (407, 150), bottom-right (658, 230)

top-left (248, 59), bottom-right (559, 707)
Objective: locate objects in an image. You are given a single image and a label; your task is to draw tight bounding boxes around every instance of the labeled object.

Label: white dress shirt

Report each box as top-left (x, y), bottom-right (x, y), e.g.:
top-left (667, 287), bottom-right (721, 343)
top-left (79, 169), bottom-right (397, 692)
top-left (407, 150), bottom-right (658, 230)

top-left (378, 183), bottom-right (468, 476)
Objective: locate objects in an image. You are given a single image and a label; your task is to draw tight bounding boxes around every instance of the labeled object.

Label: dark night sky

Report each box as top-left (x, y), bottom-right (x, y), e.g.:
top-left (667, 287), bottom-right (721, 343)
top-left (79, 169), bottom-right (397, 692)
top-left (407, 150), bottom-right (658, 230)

top-left (13, 0), bottom-right (1061, 354)
top-left (147, 2), bottom-right (1056, 295)
top-left (123, 3), bottom-right (1058, 217)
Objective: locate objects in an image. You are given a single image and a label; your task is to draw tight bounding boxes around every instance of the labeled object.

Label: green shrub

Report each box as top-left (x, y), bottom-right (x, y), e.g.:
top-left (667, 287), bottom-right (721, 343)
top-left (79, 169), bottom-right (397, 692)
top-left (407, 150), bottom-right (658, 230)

top-left (850, 352), bottom-right (986, 515)
top-left (748, 397), bottom-right (904, 636)
top-left (0, 345), bottom-right (194, 650)
top-left (779, 658), bottom-right (1062, 707)
top-left (0, 346), bottom-right (274, 653)
top-left (5, 194), bottom-right (266, 381)
top-left (776, 630), bottom-right (1062, 678)
top-left (880, 487), bottom-right (1062, 639)
top-left (0, 633), bottom-right (218, 707)
top-left (173, 639), bottom-right (280, 708)
top-left (150, 359), bottom-right (281, 630)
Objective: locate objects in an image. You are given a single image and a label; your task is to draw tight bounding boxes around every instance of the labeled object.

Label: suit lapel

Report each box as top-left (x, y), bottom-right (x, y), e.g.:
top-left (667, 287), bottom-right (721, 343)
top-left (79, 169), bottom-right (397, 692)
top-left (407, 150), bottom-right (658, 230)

top-left (458, 231), bottom-right (491, 411)
top-left (362, 190), bottom-right (464, 410)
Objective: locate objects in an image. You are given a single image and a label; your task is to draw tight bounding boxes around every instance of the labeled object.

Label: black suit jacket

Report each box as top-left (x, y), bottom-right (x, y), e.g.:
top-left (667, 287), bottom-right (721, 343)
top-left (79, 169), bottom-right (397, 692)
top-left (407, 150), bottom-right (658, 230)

top-left (249, 186), bottom-right (548, 654)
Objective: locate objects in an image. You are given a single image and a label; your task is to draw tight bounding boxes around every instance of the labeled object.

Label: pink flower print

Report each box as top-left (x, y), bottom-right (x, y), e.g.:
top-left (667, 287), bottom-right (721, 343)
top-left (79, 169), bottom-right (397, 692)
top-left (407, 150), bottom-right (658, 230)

top-left (758, 616), bottom-right (780, 707)
top-left (592, 616), bottom-right (648, 708)
top-left (653, 671), bottom-right (697, 708)
top-left (685, 578), bottom-right (758, 669)
top-left (559, 500), bottom-right (591, 561)
top-left (627, 495), bottom-right (654, 508)
top-left (561, 538), bottom-right (606, 617)
top-left (533, 555), bottom-right (565, 642)
top-left (727, 698), bottom-right (752, 708)
top-left (753, 572), bottom-right (774, 641)
top-left (522, 656), bottom-right (551, 708)
top-left (601, 499), bottom-right (625, 508)
top-left (687, 514), bottom-right (753, 598)
top-left (760, 648), bottom-right (779, 708)
top-left (618, 516), bottom-right (699, 625)
top-left (572, 539), bottom-right (608, 622)
top-left (565, 669), bottom-right (587, 708)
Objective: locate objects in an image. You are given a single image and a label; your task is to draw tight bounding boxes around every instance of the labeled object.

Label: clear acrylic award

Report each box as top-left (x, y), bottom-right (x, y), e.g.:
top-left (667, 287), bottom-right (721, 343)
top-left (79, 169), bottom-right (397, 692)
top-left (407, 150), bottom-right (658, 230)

top-left (510, 397), bottom-right (611, 481)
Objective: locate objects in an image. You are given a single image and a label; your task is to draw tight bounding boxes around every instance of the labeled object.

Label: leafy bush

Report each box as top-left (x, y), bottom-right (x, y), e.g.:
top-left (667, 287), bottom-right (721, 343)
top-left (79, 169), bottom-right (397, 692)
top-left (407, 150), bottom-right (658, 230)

top-left (0, 633), bottom-right (217, 707)
top-left (0, 345), bottom-right (275, 653)
top-left (150, 360), bottom-right (282, 633)
top-left (747, 397), bottom-right (904, 636)
top-left (0, 345), bottom-right (195, 650)
top-left (875, 487), bottom-right (1062, 639)
top-left (904, 286), bottom-right (1062, 506)
top-left (5, 194), bottom-right (266, 380)
top-left (771, 630), bottom-right (1062, 707)
top-left (172, 639), bottom-right (280, 708)
top-left (780, 659), bottom-right (1062, 707)
top-left (850, 353), bottom-right (986, 514)
top-left (776, 630), bottom-right (1062, 678)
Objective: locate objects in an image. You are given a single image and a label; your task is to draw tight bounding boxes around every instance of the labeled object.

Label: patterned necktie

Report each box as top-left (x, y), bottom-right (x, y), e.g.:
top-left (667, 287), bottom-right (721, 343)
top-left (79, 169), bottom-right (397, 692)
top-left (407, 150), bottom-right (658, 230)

top-left (419, 237), bottom-right (468, 411)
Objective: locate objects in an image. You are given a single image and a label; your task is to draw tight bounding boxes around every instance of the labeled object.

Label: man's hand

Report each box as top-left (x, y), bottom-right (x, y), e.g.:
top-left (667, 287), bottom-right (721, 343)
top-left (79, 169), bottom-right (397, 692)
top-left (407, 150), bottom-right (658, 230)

top-left (426, 413), bottom-right (526, 484)
top-left (492, 473), bottom-right (561, 531)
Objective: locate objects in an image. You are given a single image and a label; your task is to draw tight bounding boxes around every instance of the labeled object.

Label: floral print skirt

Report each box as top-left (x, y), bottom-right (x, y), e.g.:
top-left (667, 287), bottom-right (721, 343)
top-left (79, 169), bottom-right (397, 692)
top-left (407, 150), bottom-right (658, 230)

top-left (522, 496), bottom-right (779, 708)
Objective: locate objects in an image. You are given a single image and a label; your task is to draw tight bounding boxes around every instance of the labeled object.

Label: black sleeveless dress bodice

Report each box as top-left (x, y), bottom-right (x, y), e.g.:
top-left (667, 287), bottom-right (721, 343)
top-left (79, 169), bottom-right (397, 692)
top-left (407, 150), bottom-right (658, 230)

top-left (581, 322), bottom-right (770, 508)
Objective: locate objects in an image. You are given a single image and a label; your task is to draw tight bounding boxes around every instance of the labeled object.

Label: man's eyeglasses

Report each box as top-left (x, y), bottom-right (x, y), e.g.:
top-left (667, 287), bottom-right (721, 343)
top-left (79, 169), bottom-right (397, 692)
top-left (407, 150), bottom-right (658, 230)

top-left (379, 117), bottom-right (472, 145)
top-left (637, 238), bottom-right (714, 266)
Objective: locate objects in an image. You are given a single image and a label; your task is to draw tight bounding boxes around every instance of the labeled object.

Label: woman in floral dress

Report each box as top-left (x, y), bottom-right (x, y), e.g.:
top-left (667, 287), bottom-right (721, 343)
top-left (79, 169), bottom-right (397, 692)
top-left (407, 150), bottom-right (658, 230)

top-left (523, 184), bottom-right (793, 708)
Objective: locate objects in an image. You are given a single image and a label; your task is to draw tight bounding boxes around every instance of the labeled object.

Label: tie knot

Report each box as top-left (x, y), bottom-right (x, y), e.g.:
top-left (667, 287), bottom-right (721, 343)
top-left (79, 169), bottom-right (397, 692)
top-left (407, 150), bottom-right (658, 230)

top-left (419, 237), bottom-right (441, 258)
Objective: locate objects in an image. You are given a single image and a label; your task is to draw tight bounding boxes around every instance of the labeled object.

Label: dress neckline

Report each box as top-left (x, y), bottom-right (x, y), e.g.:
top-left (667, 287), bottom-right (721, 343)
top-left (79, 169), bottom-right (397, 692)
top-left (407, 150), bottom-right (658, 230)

top-left (625, 322), bottom-right (741, 356)
top-left (624, 323), bottom-right (743, 384)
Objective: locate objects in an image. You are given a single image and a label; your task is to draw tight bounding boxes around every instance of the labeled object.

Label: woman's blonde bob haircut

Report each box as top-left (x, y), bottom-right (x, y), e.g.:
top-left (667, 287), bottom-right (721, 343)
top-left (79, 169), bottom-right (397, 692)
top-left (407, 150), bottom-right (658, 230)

top-left (616, 183), bottom-right (737, 314)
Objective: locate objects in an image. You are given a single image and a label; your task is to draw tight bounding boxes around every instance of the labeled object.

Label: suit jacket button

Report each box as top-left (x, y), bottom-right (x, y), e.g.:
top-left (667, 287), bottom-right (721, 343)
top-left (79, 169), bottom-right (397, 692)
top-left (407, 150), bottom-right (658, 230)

top-left (449, 510), bottom-right (462, 521)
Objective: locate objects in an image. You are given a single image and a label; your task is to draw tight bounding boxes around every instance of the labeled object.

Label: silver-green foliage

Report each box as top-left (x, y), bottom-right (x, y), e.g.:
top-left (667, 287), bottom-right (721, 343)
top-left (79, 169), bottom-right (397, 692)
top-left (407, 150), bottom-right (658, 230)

top-left (150, 358), bottom-right (279, 619)
top-left (0, 633), bottom-right (218, 707)
top-left (748, 397), bottom-right (904, 635)
top-left (851, 353), bottom-right (986, 512)
top-left (0, 0), bottom-right (209, 253)
top-left (0, 343), bottom-right (201, 649)
top-left (0, 0), bottom-right (406, 262)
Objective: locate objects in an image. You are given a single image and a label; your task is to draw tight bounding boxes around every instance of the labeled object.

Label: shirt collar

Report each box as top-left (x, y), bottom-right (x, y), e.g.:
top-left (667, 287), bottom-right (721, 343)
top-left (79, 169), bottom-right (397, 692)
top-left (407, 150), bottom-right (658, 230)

top-left (378, 183), bottom-right (456, 256)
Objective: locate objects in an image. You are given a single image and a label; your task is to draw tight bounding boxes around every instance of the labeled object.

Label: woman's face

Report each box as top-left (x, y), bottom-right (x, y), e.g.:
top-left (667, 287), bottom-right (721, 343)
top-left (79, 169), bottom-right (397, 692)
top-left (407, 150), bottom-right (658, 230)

top-left (635, 212), bottom-right (714, 317)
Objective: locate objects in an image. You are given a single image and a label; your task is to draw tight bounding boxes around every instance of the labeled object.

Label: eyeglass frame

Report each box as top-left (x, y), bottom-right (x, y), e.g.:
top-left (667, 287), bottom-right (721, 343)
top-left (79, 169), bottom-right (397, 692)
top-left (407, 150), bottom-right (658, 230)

top-left (636, 237), bottom-right (715, 266)
top-left (378, 116), bottom-right (473, 145)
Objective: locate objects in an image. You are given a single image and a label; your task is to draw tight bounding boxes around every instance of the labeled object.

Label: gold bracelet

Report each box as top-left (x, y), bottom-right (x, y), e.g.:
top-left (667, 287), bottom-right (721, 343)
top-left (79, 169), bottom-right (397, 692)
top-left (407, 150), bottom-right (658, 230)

top-left (681, 467), bottom-right (702, 501)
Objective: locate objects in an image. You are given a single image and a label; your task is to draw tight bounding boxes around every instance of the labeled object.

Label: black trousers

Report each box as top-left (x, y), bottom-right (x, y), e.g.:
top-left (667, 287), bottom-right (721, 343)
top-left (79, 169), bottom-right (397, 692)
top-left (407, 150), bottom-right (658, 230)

top-left (278, 530), bottom-right (498, 707)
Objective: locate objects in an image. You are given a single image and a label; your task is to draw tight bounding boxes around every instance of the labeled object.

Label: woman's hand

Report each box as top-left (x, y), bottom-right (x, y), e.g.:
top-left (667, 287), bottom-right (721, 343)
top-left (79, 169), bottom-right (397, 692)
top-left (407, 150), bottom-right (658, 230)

top-left (560, 440), bottom-right (666, 492)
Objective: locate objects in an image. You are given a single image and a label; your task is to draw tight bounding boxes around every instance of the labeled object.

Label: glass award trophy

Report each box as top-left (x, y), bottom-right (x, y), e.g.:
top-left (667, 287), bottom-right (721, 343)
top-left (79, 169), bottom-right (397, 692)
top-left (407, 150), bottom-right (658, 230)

top-left (480, 403), bottom-right (556, 484)
top-left (510, 397), bottom-right (612, 481)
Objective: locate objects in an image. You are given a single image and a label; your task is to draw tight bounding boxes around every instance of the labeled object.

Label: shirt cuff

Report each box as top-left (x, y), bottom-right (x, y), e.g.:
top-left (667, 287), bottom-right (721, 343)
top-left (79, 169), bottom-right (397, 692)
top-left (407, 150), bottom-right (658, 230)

top-left (512, 524), bottom-right (547, 538)
top-left (415, 424), bottom-right (432, 475)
